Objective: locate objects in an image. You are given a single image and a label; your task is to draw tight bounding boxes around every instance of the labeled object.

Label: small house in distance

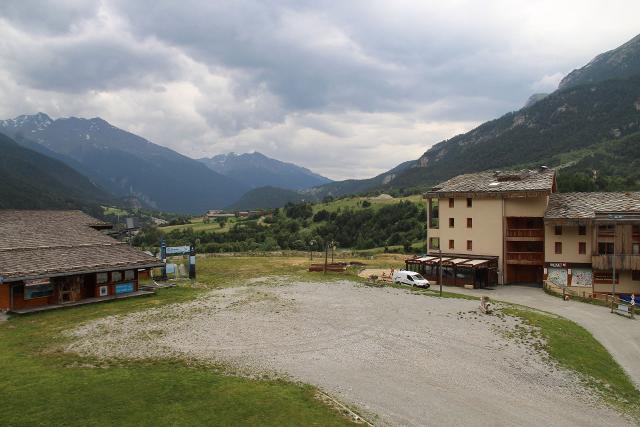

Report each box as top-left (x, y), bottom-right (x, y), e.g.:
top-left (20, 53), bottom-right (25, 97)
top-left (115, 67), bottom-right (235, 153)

top-left (0, 210), bottom-right (163, 313)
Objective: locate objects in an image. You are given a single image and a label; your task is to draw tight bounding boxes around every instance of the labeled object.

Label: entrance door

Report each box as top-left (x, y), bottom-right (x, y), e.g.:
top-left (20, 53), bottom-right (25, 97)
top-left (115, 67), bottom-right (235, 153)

top-left (58, 276), bottom-right (83, 303)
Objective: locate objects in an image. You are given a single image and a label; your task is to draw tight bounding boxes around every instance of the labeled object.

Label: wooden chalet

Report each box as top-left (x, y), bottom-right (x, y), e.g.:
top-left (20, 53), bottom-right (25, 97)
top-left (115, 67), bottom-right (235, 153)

top-left (0, 210), bottom-right (163, 313)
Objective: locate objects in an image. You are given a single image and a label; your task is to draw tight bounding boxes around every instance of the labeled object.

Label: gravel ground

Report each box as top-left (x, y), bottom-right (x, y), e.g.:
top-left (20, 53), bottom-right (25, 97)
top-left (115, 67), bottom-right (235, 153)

top-left (68, 280), bottom-right (632, 426)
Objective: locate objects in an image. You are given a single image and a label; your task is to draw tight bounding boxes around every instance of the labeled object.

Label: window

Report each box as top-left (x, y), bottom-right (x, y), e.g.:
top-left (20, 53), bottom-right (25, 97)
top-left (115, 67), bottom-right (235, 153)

top-left (633, 271), bottom-right (640, 281)
top-left (554, 225), bottom-right (562, 236)
top-left (429, 237), bottom-right (440, 250)
top-left (466, 198), bottom-right (472, 208)
top-left (467, 218), bottom-right (472, 228)
top-left (555, 242), bottom-right (562, 254)
top-left (97, 272), bottom-right (108, 284)
top-left (111, 271), bottom-right (123, 282)
top-left (467, 240), bottom-right (473, 250)
top-left (24, 283), bottom-right (54, 300)
top-left (124, 270), bottom-right (135, 281)
top-left (598, 242), bottom-right (614, 255)
top-left (449, 218), bottom-right (455, 228)
top-left (449, 239), bottom-right (454, 250)
top-left (578, 242), bottom-right (586, 254)
top-left (633, 243), bottom-right (640, 255)
top-left (449, 198), bottom-right (454, 208)
top-left (578, 225), bottom-right (586, 235)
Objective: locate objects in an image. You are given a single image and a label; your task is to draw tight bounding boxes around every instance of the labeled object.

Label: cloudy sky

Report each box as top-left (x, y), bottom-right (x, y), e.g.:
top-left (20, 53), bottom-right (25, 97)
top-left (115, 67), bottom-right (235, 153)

top-left (1, 1), bottom-right (639, 180)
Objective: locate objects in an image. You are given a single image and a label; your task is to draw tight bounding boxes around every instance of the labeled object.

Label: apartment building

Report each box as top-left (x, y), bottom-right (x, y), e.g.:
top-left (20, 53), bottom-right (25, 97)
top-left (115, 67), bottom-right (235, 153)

top-left (423, 167), bottom-right (556, 285)
top-left (544, 192), bottom-right (640, 296)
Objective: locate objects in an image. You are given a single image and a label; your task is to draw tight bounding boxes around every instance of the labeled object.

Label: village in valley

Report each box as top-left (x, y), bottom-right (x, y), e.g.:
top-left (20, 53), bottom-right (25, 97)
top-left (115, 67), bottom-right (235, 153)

top-left (1, 3), bottom-right (640, 427)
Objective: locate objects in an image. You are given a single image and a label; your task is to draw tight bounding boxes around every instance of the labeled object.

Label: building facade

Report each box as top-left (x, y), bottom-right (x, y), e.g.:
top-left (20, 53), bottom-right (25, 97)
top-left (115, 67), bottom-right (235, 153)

top-left (544, 192), bottom-right (640, 297)
top-left (0, 210), bottom-right (163, 313)
top-left (424, 168), bottom-right (555, 285)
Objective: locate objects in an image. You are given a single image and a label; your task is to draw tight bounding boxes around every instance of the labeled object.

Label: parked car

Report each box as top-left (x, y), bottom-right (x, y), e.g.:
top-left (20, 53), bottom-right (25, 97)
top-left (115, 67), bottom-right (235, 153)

top-left (392, 270), bottom-right (430, 288)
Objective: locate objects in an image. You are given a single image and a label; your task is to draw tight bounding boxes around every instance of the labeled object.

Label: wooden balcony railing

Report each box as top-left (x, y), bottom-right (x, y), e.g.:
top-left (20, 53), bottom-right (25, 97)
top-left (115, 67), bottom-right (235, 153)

top-left (506, 252), bottom-right (544, 264)
top-left (506, 228), bottom-right (544, 239)
top-left (592, 254), bottom-right (640, 271)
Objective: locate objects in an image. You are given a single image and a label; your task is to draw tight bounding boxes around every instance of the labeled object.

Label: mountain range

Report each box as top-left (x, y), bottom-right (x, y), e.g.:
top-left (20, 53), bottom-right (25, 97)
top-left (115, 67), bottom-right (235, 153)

top-left (198, 152), bottom-right (331, 191)
top-left (296, 32), bottom-right (640, 198)
top-left (2, 32), bottom-right (640, 212)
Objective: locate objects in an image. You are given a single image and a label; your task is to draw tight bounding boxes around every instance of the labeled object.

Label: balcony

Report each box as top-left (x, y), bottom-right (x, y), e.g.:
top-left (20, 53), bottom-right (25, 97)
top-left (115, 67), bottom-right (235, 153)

top-left (506, 252), bottom-right (544, 265)
top-left (506, 228), bottom-right (545, 241)
top-left (592, 254), bottom-right (640, 271)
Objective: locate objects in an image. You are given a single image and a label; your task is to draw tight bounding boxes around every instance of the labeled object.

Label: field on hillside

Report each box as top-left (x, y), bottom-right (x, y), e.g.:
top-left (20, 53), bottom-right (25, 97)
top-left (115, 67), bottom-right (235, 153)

top-left (160, 216), bottom-right (237, 233)
top-left (312, 194), bottom-right (423, 213)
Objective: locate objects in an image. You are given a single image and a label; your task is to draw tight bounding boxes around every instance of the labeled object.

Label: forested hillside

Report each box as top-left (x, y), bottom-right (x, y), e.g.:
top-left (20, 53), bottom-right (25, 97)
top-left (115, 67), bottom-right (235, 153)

top-left (0, 132), bottom-right (113, 210)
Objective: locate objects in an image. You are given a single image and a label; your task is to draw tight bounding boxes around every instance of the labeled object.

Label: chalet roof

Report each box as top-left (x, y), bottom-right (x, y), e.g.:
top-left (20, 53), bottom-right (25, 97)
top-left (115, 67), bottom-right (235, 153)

top-left (0, 210), bottom-right (162, 282)
top-left (425, 168), bottom-right (555, 197)
top-left (545, 192), bottom-right (640, 220)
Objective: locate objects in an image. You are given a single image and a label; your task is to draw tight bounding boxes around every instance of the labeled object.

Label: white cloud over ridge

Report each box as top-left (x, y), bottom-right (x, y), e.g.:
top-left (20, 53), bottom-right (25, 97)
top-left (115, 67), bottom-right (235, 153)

top-left (0, 0), bottom-right (638, 179)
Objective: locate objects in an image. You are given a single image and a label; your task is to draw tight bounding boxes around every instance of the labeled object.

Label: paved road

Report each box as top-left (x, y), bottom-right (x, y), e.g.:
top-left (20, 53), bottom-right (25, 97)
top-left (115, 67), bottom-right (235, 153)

top-left (441, 284), bottom-right (640, 389)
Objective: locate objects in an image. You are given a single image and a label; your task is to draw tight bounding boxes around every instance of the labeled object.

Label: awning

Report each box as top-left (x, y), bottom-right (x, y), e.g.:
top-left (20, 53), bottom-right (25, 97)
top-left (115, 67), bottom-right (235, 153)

top-left (460, 259), bottom-right (490, 268)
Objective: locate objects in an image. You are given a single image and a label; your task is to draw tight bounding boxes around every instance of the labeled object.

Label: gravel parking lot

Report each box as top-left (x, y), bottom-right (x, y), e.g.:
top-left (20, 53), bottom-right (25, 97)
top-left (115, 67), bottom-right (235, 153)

top-left (68, 279), bottom-right (631, 426)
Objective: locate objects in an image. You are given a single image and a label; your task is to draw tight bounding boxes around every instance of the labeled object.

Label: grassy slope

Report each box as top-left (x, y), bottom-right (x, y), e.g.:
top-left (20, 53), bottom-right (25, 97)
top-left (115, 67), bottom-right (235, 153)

top-left (503, 307), bottom-right (639, 420)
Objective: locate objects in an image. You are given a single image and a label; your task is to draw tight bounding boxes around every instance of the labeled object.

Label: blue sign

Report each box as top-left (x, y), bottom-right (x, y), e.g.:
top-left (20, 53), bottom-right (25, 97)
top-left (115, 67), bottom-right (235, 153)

top-left (166, 245), bottom-right (191, 255)
top-left (115, 282), bottom-right (134, 294)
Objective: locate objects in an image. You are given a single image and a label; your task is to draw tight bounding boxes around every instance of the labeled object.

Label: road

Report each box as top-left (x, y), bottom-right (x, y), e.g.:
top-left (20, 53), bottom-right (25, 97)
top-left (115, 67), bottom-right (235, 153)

top-left (442, 284), bottom-right (640, 389)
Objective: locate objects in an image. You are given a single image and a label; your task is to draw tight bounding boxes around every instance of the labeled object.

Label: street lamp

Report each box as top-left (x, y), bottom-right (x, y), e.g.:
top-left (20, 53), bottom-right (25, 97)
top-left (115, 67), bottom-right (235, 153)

top-left (309, 239), bottom-right (316, 260)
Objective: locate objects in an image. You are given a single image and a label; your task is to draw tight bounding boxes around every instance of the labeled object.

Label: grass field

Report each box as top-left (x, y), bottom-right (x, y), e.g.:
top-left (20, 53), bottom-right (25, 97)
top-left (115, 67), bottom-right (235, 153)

top-left (311, 194), bottom-right (423, 214)
top-left (1, 254), bottom-right (637, 425)
top-left (160, 216), bottom-right (237, 233)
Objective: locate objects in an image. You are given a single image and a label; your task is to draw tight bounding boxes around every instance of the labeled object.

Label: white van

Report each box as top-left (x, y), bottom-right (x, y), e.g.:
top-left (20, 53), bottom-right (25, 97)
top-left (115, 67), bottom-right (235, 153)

top-left (392, 270), bottom-right (430, 288)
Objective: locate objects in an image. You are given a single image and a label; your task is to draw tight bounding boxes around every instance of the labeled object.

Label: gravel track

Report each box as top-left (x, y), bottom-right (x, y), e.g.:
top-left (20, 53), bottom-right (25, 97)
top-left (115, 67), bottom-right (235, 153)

top-left (68, 280), bottom-right (633, 426)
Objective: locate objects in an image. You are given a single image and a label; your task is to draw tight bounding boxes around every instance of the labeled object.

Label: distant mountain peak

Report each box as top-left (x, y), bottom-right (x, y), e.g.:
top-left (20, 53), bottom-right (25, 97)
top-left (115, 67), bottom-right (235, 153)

top-left (198, 151), bottom-right (332, 191)
top-left (558, 33), bottom-right (640, 90)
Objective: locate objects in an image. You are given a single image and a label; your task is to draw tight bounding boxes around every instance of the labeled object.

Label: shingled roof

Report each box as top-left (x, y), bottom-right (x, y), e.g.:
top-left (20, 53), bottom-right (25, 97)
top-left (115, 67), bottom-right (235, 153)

top-left (545, 192), bottom-right (640, 221)
top-left (0, 210), bottom-right (162, 282)
top-left (424, 168), bottom-right (555, 198)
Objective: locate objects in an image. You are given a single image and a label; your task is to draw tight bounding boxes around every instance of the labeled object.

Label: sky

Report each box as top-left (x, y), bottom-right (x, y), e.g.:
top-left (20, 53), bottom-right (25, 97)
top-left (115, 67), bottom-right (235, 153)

top-left (0, 1), bottom-right (639, 180)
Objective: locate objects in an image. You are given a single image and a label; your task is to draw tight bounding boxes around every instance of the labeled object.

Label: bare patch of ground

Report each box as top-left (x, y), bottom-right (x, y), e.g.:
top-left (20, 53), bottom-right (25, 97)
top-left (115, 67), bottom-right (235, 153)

top-left (67, 280), bottom-right (632, 426)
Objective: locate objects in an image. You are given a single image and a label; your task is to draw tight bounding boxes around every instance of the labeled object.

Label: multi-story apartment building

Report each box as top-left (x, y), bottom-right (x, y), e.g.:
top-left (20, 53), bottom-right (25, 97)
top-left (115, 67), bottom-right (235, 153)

top-left (414, 169), bottom-right (640, 296)
top-left (544, 192), bottom-right (640, 296)
top-left (422, 167), bottom-right (556, 286)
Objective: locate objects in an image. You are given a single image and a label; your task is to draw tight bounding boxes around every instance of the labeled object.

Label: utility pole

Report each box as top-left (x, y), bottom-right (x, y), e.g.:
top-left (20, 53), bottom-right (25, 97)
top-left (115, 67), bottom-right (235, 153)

top-left (439, 248), bottom-right (443, 297)
top-left (324, 242), bottom-right (329, 274)
top-left (612, 222), bottom-right (617, 299)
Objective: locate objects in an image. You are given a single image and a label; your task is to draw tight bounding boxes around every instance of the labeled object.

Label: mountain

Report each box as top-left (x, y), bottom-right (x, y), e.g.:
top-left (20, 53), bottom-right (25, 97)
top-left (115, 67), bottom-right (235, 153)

top-left (0, 132), bottom-right (113, 210)
top-left (559, 34), bottom-right (640, 90)
top-left (225, 186), bottom-right (305, 210)
top-left (198, 152), bottom-right (331, 190)
top-left (0, 113), bottom-right (248, 214)
top-left (300, 159), bottom-right (417, 200)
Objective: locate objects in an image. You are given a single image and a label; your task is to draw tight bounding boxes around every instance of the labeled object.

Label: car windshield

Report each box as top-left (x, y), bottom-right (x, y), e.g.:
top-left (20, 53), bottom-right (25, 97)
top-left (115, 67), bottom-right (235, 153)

top-left (412, 274), bottom-right (425, 280)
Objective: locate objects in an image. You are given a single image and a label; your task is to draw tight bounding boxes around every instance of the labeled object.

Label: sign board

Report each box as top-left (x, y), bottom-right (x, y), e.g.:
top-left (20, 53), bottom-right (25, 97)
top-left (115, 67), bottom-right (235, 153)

top-left (549, 262), bottom-right (567, 268)
top-left (115, 282), bottom-right (134, 294)
top-left (99, 286), bottom-right (109, 297)
top-left (25, 277), bottom-right (51, 287)
top-left (166, 245), bottom-right (191, 255)
top-left (166, 263), bottom-right (177, 274)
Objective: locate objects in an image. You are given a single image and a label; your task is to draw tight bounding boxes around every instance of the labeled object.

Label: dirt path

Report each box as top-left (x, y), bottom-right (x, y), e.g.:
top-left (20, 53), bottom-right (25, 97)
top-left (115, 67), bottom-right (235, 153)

top-left (68, 281), bottom-right (632, 426)
top-left (440, 285), bottom-right (640, 390)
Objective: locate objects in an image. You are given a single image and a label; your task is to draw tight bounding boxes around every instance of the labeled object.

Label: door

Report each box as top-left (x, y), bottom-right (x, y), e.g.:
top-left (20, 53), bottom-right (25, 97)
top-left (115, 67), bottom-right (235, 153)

top-left (58, 276), bottom-right (83, 303)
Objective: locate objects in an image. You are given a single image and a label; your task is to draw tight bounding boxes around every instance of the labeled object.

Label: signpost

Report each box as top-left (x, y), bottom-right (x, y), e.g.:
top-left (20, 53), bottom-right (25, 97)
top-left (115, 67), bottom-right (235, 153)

top-left (160, 240), bottom-right (196, 281)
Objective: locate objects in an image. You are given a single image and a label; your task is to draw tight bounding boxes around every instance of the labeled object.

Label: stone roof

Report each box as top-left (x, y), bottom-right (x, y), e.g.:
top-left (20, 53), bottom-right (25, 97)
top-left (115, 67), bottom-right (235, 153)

top-left (425, 168), bottom-right (555, 197)
top-left (545, 192), bottom-right (640, 220)
top-left (0, 210), bottom-right (162, 282)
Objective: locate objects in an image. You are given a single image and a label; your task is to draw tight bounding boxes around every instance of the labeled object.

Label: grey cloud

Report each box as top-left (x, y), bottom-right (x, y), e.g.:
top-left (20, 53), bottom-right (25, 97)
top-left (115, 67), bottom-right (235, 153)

top-left (0, 0), bottom-right (100, 35)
